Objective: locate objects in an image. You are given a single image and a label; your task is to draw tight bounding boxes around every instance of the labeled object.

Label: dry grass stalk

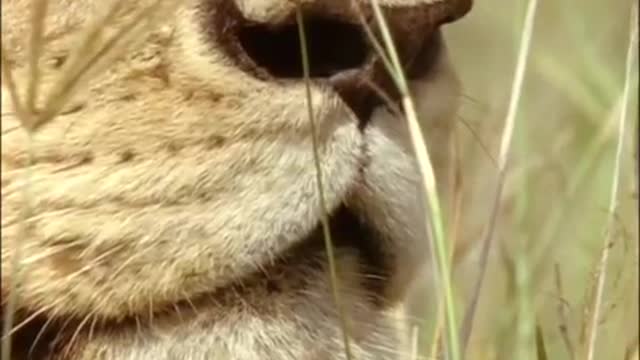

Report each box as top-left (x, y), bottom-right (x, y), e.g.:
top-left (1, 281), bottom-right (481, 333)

top-left (295, 7), bottom-right (354, 360)
top-left (584, 4), bottom-right (638, 360)
top-left (460, 1), bottom-right (539, 358)
top-left (553, 264), bottom-right (576, 360)
top-left (429, 132), bottom-right (464, 359)
top-left (366, 0), bottom-right (462, 358)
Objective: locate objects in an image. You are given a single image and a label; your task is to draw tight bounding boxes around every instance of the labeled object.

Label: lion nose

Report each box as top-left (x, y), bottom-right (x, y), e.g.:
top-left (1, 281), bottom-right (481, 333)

top-left (212, 0), bottom-right (472, 121)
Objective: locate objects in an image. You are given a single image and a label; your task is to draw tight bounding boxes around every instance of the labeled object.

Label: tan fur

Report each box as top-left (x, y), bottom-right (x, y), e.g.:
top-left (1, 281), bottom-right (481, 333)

top-left (1, 0), bottom-right (470, 358)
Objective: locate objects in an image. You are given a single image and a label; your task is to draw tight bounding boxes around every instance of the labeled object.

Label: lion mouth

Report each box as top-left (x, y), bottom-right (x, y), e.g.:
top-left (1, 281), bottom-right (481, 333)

top-left (238, 17), bottom-right (370, 79)
top-left (205, 1), bottom-right (469, 123)
top-left (237, 18), bottom-right (445, 122)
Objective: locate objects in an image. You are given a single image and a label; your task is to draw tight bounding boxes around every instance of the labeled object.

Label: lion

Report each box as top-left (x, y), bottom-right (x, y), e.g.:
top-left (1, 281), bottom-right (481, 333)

top-left (1, 0), bottom-right (472, 358)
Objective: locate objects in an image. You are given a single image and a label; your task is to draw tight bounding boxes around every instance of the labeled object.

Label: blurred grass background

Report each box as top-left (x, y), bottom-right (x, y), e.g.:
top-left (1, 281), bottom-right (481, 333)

top-left (430, 0), bottom-right (639, 359)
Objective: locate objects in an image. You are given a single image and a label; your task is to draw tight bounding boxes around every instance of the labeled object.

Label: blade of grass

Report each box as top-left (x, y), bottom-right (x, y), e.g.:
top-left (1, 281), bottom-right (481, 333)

top-left (535, 324), bottom-right (549, 360)
top-left (429, 308), bottom-right (444, 359)
top-left (295, 8), bottom-right (353, 360)
top-left (584, 4), bottom-right (638, 360)
top-left (459, 0), bottom-right (539, 357)
top-left (430, 131), bottom-right (465, 360)
top-left (350, 8), bottom-right (454, 356)
top-left (367, 1), bottom-right (460, 359)
top-left (554, 264), bottom-right (576, 360)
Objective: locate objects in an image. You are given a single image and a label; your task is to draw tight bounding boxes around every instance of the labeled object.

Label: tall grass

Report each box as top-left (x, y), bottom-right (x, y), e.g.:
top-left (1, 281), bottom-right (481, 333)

top-left (443, 0), bottom-right (639, 359)
top-left (584, 5), bottom-right (638, 360)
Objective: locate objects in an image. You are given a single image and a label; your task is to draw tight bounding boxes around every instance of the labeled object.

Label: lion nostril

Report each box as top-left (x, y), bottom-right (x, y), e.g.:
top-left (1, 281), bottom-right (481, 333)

top-left (237, 17), bottom-right (369, 79)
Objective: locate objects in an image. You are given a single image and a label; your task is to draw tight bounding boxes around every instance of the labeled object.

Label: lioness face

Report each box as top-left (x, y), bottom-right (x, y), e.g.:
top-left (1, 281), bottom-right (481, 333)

top-left (2, 0), bottom-right (471, 358)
